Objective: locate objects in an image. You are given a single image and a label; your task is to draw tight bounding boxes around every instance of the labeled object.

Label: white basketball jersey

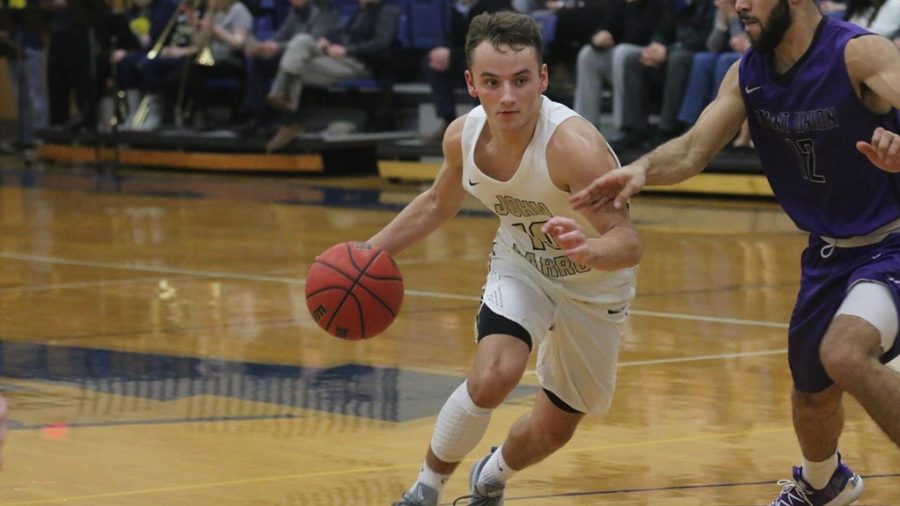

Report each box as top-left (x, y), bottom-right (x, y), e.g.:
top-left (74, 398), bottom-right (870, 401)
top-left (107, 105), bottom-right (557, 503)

top-left (461, 96), bottom-right (636, 305)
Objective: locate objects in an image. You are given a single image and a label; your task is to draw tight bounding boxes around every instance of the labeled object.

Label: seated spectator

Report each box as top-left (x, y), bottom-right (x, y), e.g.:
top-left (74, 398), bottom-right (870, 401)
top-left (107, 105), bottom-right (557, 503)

top-left (616, 0), bottom-right (715, 148)
top-left (420, 0), bottom-right (512, 141)
top-left (552, 0), bottom-right (608, 60)
top-left (110, 0), bottom-right (180, 120)
top-left (182, 0), bottom-right (253, 127)
top-left (843, 0), bottom-right (900, 36)
top-left (520, 0), bottom-right (607, 70)
top-left (241, 0), bottom-right (340, 134)
top-left (128, 0), bottom-right (220, 129)
top-left (265, 0), bottom-right (400, 151)
top-left (573, 0), bottom-right (663, 131)
top-left (676, 0), bottom-right (746, 132)
top-left (135, 0), bottom-right (252, 129)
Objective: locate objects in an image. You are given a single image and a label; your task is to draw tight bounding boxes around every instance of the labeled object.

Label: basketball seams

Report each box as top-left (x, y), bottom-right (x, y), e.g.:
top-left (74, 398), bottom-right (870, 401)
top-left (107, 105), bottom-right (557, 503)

top-left (323, 246), bottom-right (390, 333)
top-left (352, 279), bottom-right (401, 316)
top-left (315, 247), bottom-right (397, 339)
top-left (350, 291), bottom-right (366, 339)
top-left (329, 292), bottom-right (363, 339)
top-left (346, 248), bottom-right (401, 316)
top-left (313, 259), bottom-right (358, 282)
top-left (360, 273), bottom-right (403, 281)
top-left (306, 242), bottom-right (403, 340)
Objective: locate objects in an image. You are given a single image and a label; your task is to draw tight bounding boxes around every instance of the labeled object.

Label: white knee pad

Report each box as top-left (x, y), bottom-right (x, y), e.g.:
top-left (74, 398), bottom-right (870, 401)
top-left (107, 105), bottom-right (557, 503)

top-left (430, 381), bottom-right (492, 463)
top-left (835, 282), bottom-right (899, 353)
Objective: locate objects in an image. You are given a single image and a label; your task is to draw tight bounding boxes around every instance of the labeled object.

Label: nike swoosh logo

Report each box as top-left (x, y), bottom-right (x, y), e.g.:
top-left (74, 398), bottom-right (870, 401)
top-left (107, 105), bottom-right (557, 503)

top-left (468, 179), bottom-right (479, 186)
top-left (745, 85), bottom-right (762, 94)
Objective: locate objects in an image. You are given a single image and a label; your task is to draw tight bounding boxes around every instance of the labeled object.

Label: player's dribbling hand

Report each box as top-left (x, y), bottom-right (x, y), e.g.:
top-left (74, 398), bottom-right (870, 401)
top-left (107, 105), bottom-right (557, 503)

top-left (857, 127), bottom-right (900, 173)
top-left (569, 164), bottom-right (646, 212)
top-left (542, 217), bottom-right (593, 265)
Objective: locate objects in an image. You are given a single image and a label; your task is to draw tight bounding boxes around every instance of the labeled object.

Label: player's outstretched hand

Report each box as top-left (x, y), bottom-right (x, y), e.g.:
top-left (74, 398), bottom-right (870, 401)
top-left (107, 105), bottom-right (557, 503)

top-left (856, 127), bottom-right (900, 173)
top-left (569, 163), bottom-right (646, 212)
top-left (543, 217), bottom-right (593, 265)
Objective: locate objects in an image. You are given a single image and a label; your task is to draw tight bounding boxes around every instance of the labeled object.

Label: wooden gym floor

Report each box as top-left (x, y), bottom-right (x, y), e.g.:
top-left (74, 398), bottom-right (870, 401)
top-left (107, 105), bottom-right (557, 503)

top-left (0, 161), bottom-right (897, 505)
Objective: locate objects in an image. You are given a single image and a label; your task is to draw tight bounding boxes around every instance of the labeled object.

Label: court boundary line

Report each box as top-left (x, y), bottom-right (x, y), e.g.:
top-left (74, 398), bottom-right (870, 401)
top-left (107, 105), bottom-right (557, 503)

top-left (0, 252), bottom-right (789, 329)
top-left (0, 276), bottom-right (180, 294)
top-left (10, 414), bottom-right (300, 431)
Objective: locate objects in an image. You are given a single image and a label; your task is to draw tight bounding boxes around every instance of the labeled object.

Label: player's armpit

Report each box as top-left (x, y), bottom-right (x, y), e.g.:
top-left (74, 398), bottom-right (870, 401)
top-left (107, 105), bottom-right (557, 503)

top-left (845, 35), bottom-right (900, 109)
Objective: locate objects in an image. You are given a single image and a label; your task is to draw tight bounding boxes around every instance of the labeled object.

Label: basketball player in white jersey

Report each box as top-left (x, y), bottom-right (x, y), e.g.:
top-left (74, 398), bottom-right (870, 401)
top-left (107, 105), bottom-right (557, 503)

top-left (368, 12), bottom-right (641, 506)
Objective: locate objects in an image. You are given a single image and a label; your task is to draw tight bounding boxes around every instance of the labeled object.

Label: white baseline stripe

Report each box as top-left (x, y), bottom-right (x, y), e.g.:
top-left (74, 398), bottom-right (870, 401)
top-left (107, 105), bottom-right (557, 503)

top-left (404, 289), bottom-right (481, 302)
top-left (617, 348), bottom-right (786, 367)
top-left (0, 252), bottom-right (787, 329)
top-left (629, 309), bottom-right (789, 329)
top-left (403, 290), bottom-right (788, 329)
top-left (0, 276), bottom-right (172, 294)
top-left (0, 252), bottom-right (305, 285)
top-left (519, 349), bottom-right (787, 374)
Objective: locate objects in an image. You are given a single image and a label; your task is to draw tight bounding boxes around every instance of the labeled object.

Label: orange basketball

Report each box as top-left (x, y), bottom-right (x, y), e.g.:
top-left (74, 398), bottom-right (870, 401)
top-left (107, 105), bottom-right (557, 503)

top-left (305, 242), bottom-right (404, 340)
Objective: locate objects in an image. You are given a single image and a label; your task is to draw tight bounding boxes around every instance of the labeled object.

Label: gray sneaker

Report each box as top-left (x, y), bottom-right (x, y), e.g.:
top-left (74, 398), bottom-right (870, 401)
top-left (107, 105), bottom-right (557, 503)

top-left (392, 482), bottom-right (439, 506)
top-left (452, 448), bottom-right (505, 505)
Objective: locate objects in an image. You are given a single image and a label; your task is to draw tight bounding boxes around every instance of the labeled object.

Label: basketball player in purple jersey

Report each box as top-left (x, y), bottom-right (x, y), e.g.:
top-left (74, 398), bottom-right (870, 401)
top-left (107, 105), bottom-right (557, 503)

top-left (570, 0), bottom-right (900, 503)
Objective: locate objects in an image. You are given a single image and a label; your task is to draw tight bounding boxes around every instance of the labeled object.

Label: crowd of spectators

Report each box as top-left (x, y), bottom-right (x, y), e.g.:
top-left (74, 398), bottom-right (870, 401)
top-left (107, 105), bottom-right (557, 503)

top-left (0, 0), bottom-right (898, 152)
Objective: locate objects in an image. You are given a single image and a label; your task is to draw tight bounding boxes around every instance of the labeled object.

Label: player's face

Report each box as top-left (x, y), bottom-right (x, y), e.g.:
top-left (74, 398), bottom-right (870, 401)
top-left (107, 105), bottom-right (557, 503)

top-left (464, 41), bottom-right (548, 131)
top-left (737, 0), bottom-right (792, 52)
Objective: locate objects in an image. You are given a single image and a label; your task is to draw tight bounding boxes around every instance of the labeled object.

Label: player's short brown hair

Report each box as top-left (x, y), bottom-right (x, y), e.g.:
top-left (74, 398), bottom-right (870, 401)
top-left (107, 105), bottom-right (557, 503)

top-left (465, 11), bottom-right (544, 68)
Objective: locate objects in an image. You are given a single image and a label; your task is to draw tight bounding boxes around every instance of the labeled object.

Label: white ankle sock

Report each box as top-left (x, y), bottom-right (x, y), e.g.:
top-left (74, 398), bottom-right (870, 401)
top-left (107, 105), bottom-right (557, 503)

top-left (477, 446), bottom-right (517, 485)
top-left (802, 453), bottom-right (838, 490)
top-left (412, 461), bottom-right (450, 494)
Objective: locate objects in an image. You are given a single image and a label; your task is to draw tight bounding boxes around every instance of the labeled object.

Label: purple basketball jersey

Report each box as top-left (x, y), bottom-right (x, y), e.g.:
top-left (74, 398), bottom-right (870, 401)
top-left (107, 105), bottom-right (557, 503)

top-left (739, 17), bottom-right (900, 239)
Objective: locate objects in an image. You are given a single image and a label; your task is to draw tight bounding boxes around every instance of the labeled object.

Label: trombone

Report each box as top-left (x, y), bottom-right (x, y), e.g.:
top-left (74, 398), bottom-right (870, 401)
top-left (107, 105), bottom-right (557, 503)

top-left (146, 0), bottom-right (186, 59)
top-left (130, 0), bottom-right (205, 128)
top-left (193, 1), bottom-right (220, 67)
top-left (172, 1), bottom-right (222, 126)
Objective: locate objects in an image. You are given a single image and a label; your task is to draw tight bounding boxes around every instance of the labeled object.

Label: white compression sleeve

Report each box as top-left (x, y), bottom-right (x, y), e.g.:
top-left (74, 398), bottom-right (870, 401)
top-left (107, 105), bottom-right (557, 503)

top-left (835, 282), bottom-right (898, 352)
top-left (430, 381), bottom-right (493, 463)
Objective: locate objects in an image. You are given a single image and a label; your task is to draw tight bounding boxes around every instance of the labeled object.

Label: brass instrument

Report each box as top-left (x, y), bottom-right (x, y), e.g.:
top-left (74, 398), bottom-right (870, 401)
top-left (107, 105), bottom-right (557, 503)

top-left (146, 0), bottom-right (187, 60)
top-left (194, 4), bottom-right (219, 67)
top-left (130, 0), bottom-right (205, 128)
top-left (195, 44), bottom-right (215, 66)
top-left (131, 0), bottom-right (186, 127)
top-left (171, 1), bottom-right (220, 126)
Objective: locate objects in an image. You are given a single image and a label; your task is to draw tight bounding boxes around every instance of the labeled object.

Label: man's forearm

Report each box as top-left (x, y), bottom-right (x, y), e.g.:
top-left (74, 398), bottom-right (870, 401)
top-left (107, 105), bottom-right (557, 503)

top-left (638, 134), bottom-right (710, 186)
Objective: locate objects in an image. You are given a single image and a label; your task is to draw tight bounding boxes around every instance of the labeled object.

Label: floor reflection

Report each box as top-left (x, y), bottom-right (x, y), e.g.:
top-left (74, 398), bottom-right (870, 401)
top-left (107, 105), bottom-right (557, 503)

top-left (0, 341), bottom-right (535, 425)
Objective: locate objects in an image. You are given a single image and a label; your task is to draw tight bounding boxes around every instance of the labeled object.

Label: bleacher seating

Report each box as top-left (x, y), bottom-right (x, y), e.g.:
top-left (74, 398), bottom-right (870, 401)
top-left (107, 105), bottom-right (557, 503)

top-left (28, 0), bottom-right (766, 194)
